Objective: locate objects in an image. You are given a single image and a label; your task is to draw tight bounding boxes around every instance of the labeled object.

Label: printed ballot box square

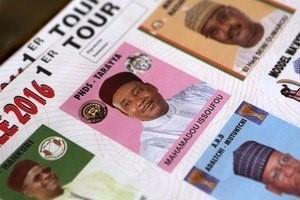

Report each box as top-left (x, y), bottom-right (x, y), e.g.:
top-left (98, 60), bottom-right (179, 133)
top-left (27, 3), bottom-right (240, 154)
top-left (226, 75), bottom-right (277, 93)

top-left (140, 0), bottom-right (293, 79)
top-left (0, 125), bottom-right (94, 200)
top-left (185, 101), bottom-right (300, 199)
top-left (60, 43), bottom-right (229, 172)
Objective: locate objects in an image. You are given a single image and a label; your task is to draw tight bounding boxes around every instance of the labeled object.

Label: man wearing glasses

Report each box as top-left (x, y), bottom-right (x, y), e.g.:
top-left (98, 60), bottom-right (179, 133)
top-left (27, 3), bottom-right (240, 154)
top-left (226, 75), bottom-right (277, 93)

top-left (233, 141), bottom-right (300, 197)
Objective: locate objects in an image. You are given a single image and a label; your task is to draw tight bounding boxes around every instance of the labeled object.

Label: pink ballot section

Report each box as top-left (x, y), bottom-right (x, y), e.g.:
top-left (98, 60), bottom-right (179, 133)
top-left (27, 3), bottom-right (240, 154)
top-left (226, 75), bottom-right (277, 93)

top-left (61, 43), bottom-right (229, 172)
top-left (158, 91), bottom-right (228, 171)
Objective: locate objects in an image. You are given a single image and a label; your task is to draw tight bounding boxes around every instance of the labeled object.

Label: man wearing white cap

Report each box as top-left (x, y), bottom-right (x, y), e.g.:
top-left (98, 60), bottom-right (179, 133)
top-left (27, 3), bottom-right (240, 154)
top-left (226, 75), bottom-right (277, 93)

top-left (185, 0), bottom-right (290, 74)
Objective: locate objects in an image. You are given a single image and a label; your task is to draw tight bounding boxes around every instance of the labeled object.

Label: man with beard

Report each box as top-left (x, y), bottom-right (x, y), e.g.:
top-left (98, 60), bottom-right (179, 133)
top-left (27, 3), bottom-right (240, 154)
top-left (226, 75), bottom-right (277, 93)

top-left (7, 160), bottom-right (145, 200)
top-left (233, 141), bottom-right (300, 197)
top-left (185, 0), bottom-right (290, 74)
top-left (99, 72), bottom-right (215, 163)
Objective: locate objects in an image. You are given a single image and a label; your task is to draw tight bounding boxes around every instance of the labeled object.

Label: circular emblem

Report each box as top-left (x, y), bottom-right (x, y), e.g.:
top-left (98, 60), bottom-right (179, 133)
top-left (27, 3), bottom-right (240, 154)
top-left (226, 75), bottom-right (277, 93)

top-left (39, 137), bottom-right (67, 160)
top-left (79, 100), bottom-right (108, 123)
top-left (125, 53), bottom-right (152, 74)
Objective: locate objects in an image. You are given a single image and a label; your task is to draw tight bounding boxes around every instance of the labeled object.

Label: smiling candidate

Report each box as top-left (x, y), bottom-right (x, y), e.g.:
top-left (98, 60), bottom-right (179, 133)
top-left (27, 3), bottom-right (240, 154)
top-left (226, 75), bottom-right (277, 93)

top-left (99, 72), bottom-right (215, 163)
top-left (7, 160), bottom-right (143, 200)
top-left (185, 0), bottom-right (290, 73)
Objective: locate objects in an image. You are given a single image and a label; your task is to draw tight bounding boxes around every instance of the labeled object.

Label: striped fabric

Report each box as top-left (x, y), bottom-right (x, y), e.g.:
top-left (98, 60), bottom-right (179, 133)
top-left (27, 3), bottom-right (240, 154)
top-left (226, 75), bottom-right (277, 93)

top-left (233, 141), bottom-right (274, 181)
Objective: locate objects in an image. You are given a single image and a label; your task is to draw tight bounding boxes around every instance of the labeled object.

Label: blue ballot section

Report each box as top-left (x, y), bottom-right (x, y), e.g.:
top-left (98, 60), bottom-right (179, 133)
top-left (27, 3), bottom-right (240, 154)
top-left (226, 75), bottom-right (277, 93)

top-left (186, 101), bottom-right (300, 200)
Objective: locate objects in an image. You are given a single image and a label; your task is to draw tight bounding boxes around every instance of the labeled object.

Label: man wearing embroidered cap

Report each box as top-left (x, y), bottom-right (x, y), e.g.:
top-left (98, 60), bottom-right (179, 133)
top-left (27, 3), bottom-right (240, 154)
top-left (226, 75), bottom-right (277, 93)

top-left (99, 72), bottom-right (215, 163)
top-left (185, 0), bottom-right (290, 74)
top-left (185, 1), bottom-right (264, 48)
top-left (7, 159), bottom-right (145, 200)
top-left (233, 141), bottom-right (300, 197)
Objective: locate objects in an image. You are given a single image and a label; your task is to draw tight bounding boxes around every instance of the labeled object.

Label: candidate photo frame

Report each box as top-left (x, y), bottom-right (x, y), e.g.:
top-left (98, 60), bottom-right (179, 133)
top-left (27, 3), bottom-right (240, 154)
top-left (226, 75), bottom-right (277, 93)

top-left (185, 101), bottom-right (300, 199)
top-left (61, 43), bottom-right (229, 172)
top-left (0, 125), bottom-right (94, 200)
top-left (140, 0), bottom-right (294, 79)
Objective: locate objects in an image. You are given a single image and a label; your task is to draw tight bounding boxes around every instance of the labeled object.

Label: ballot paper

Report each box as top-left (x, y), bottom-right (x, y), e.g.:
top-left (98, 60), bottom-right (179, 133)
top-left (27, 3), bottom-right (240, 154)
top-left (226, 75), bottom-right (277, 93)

top-left (0, 0), bottom-right (300, 200)
top-left (0, 0), bottom-right (133, 92)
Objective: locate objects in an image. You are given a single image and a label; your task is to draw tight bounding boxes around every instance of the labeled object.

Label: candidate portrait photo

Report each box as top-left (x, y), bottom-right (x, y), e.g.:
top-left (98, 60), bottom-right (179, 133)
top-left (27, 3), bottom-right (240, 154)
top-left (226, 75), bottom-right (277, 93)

top-left (60, 43), bottom-right (227, 170)
top-left (141, 0), bottom-right (293, 79)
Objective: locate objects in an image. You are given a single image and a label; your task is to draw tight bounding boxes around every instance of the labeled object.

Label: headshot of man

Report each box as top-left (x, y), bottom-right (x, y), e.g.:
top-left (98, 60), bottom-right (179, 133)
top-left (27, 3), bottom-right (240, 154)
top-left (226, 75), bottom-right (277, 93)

top-left (99, 72), bottom-right (215, 163)
top-left (233, 141), bottom-right (300, 197)
top-left (7, 159), bottom-right (144, 200)
top-left (185, 0), bottom-right (289, 72)
top-left (185, 1), bottom-right (264, 48)
top-left (7, 160), bottom-right (63, 200)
